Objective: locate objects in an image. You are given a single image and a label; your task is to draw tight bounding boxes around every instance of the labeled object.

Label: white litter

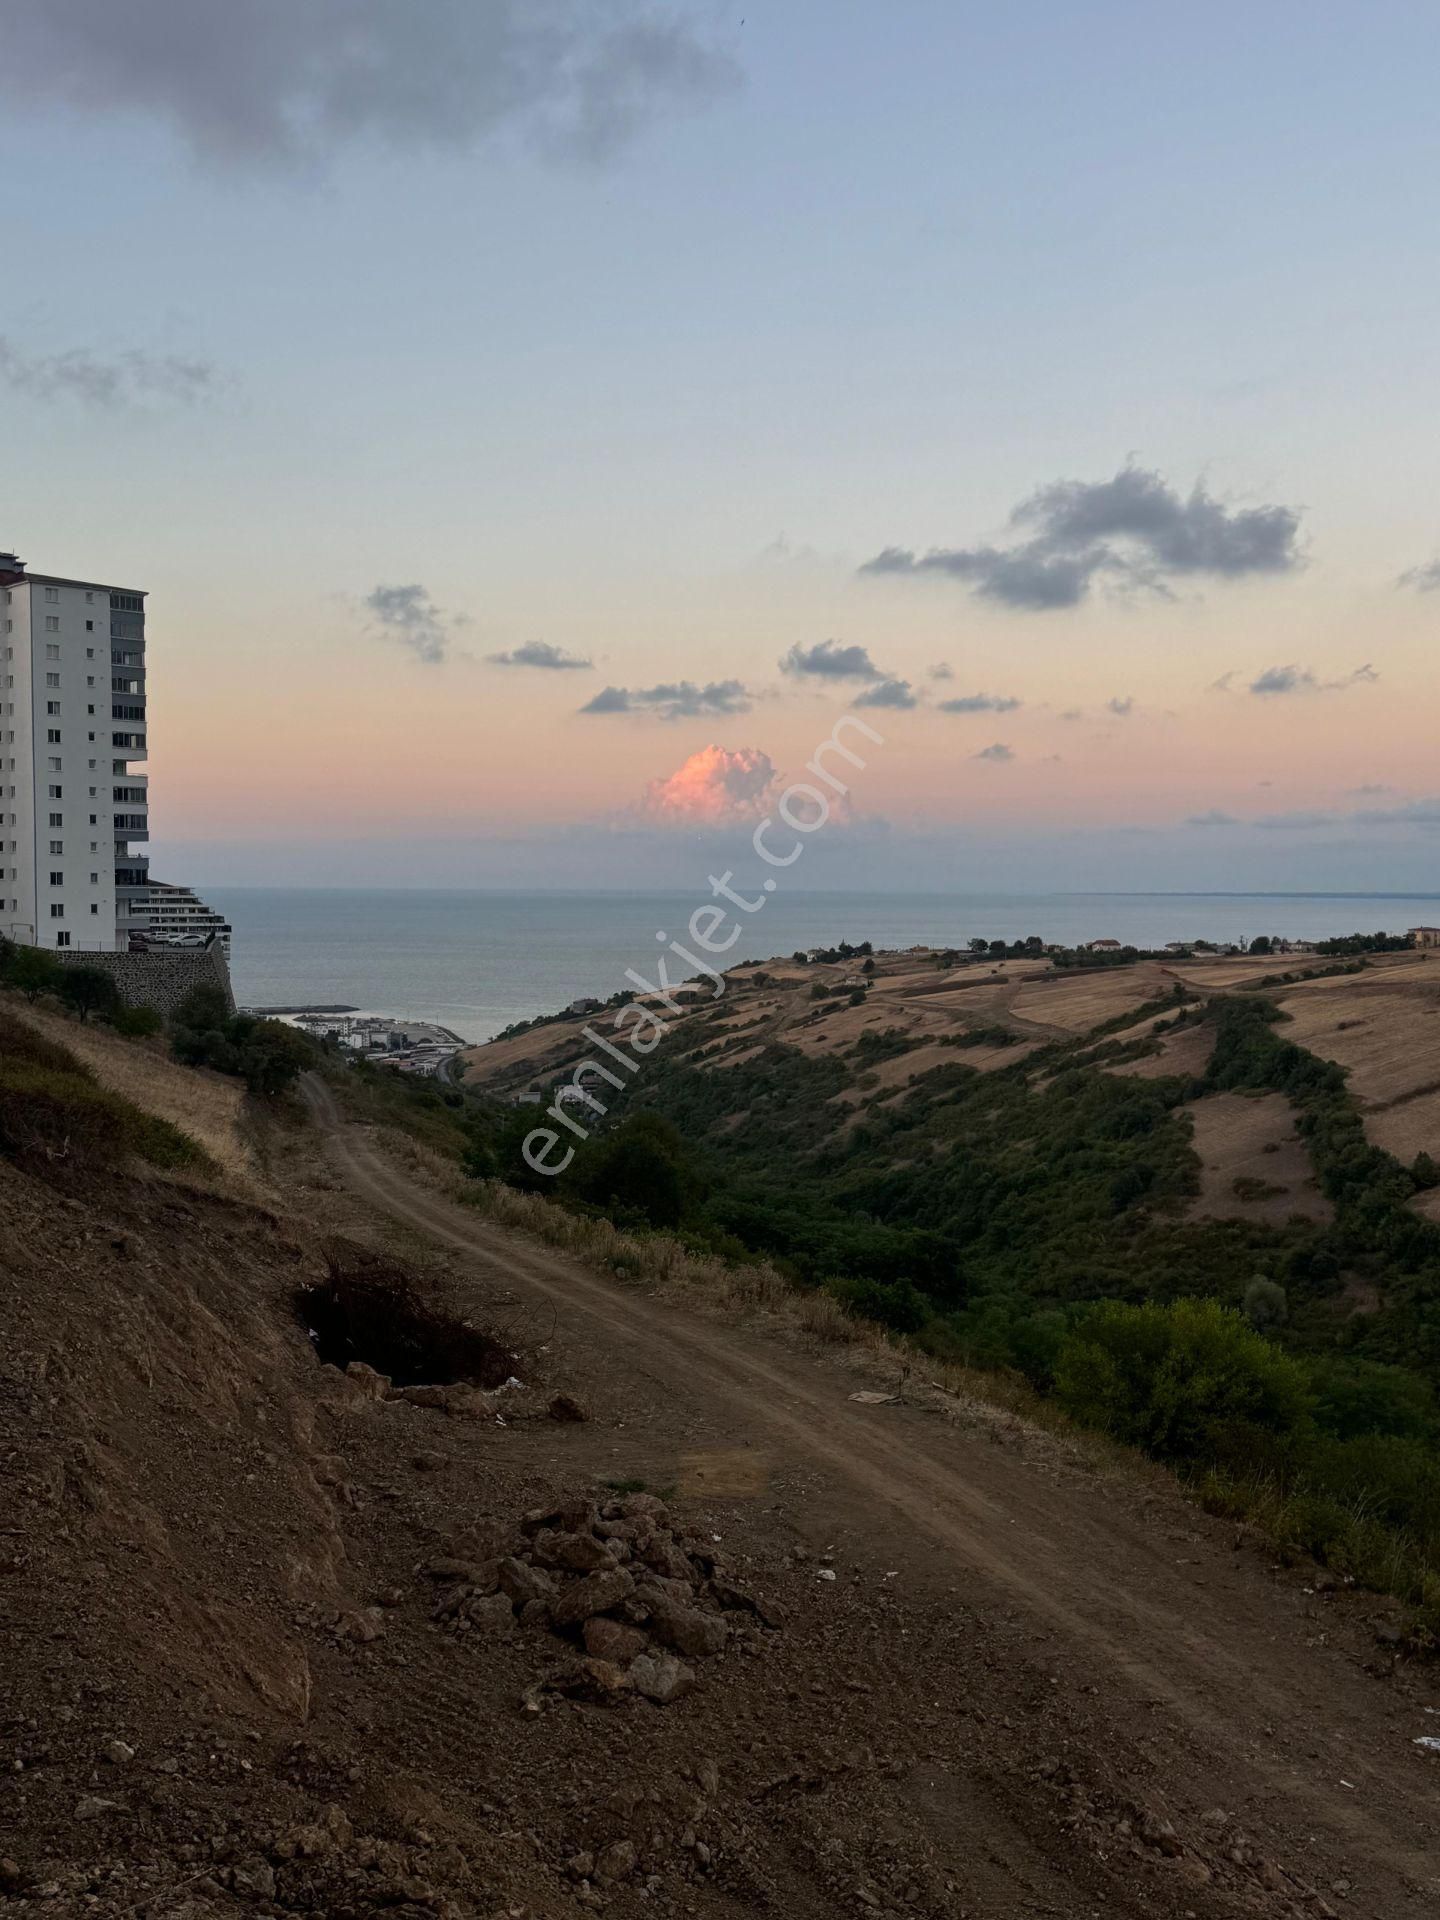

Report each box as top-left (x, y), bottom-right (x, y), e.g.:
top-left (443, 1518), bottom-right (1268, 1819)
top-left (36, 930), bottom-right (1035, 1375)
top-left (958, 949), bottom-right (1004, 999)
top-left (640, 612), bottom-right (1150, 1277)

top-left (849, 1391), bottom-right (897, 1405)
top-left (501, 1376), bottom-right (524, 1391)
top-left (817, 1568), bottom-right (837, 1582)
top-left (1414, 1737), bottom-right (1440, 1755)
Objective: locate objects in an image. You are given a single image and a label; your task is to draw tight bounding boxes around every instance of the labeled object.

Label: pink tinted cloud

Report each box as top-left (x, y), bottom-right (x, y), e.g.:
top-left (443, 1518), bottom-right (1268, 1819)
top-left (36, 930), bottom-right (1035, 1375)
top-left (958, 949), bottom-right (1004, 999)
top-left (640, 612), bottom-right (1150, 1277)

top-left (641, 745), bottom-right (782, 826)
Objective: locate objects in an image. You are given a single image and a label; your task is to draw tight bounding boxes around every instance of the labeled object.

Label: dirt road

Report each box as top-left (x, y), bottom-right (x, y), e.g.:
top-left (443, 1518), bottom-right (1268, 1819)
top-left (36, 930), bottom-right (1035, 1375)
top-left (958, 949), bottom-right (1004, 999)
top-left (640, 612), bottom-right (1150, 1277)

top-left (303, 1075), bottom-right (1440, 1917)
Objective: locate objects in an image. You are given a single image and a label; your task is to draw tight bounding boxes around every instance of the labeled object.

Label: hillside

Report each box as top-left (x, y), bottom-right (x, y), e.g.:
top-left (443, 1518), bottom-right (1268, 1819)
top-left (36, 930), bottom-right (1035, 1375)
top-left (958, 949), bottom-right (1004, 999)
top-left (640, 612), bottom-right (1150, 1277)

top-left (5, 971), bottom-right (1440, 1917)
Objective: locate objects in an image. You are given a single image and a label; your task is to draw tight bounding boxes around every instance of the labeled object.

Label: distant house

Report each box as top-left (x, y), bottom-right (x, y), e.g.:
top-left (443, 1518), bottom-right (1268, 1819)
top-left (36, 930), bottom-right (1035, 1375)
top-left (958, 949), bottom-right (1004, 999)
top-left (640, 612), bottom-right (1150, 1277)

top-left (567, 996), bottom-right (602, 1015)
top-left (1164, 942), bottom-right (1193, 955)
top-left (1085, 938), bottom-right (1123, 952)
top-left (1410, 927), bottom-right (1440, 949)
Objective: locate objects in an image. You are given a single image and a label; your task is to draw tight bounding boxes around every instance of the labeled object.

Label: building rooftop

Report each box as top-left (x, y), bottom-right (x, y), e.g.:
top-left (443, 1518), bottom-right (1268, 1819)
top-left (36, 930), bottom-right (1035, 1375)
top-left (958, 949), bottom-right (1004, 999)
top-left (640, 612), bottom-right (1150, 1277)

top-left (0, 551), bottom-right (144, 595)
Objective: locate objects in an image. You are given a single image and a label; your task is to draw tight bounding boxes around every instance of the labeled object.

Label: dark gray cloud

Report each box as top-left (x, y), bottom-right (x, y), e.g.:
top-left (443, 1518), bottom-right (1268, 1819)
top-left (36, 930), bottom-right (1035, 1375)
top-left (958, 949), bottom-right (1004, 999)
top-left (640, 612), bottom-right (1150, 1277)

top-left (853, 678), bottom-right (917, 710)
top-left (973, 742), bottom-right (1015, 762)
top-left (1249, 662), bottom-right (1378, 696)
top-left (1106, 695), bottom-right (1135, 717)
top-left (1398, 558), bottom-right (1440, 592)
top-left (861, 465), bottom-right (1304, 610)
top-left (1186, 809), bottom-right (1240, 827)
top-left (0, 334), bottom-right (217, 409)
top-left (928, 662), bottom-right (954, 681)
top-left (779, 640), bottom-right (883, 681)
top-left (487, 640), bottom-right (591, 670)
top-left (580, 680), bottom-right (750, 721)
top-left (1354, 796), bottom-right (1440, 828)
top-left (365, 583), bottom-right (465, 665)
top-left (937, 692), bottom-right (1021, 714)
top-left (5, 0), bottom-right (737, 171)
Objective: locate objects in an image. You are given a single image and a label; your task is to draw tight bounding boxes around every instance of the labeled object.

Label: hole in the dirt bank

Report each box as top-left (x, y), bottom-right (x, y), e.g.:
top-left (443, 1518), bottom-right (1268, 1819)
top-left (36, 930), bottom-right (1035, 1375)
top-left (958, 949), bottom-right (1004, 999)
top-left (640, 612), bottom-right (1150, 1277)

top-left (297, 1245), bottom-right (519, 1389)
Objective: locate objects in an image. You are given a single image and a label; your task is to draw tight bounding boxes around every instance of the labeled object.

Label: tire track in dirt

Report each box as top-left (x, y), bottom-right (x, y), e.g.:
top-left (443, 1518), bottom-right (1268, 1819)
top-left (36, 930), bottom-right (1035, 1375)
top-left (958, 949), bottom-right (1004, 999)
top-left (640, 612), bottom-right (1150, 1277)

top-left (303, 1075), bottom-right (1440, 1912)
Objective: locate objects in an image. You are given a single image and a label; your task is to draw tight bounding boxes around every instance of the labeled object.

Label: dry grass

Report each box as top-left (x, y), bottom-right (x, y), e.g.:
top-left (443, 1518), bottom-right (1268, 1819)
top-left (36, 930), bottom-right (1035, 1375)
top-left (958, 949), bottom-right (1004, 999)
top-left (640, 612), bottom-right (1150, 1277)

top-left (1010, 963), bottom-right (1179, 1033)
top-left (4, 996), bottom-right (255, 1186)
top-left (1186, 1090), bottom-right (1331, 1225)
top-left (1273, 973), bottom-right (1440, 1165)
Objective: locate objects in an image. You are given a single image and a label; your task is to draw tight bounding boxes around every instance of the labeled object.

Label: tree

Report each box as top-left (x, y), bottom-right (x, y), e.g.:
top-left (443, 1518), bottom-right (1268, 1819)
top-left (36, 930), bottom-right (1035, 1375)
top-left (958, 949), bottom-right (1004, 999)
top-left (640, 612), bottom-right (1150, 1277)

top-left (861, 957), bottom-right (876, 975)
top-left (8, 947), bottom-right (63, 1002)
top-left (236, 1020), bottom-right (315, 1098)
top-left (1242, 1275), bottom-right (1289, 1330)
top-left (1250, 935), bottom-right (1273, 956)
top-left (58, 966), bottom-right (121, 1024)
top-left (968, 938), bottom-right (989, 953)
top-left (174, 982), bottom-right (232, 1033)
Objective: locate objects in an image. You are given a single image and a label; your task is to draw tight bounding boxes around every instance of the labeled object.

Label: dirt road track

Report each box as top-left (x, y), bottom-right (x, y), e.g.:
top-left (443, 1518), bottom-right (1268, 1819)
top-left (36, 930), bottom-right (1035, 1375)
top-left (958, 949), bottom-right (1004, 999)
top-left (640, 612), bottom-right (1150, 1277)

top-left (303, 1075), bottom-right (1440, 1916)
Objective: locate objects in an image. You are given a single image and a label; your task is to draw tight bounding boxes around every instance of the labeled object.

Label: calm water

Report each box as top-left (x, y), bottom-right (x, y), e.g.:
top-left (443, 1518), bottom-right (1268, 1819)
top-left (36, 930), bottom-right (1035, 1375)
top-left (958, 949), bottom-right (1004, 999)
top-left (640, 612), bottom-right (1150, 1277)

top-left (203, 887), bottom-right (1440, 1045)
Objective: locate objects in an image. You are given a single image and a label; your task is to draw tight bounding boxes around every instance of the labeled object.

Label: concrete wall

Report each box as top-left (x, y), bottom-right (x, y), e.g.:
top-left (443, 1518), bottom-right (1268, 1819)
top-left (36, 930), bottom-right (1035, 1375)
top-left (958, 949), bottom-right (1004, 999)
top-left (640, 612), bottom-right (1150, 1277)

top-left (50, 941), bottom-right (235, 1020)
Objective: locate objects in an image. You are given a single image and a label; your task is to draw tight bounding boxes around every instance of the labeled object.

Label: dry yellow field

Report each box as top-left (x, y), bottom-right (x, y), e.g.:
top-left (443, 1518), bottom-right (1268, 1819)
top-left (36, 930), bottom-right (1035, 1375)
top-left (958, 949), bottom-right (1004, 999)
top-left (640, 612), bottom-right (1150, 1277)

top-left (1186, 1090), bottom-right (1331, 1225)
top-left (1009, 962), bottom-right (1179, 1034)
top-left (1273, 967), bottom-right (1440, 1164)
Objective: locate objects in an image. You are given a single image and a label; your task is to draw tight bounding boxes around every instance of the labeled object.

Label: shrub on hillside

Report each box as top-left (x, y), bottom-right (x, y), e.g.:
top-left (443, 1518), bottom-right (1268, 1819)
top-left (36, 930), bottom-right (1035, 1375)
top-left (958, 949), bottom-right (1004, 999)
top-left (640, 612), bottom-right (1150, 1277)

top-left (171, 985), bottom-right (317, 1098)
top-left (1053, 1298), bottom-right (1312, 1464)
top-left (825, 1273), bottom-right (930, 1335)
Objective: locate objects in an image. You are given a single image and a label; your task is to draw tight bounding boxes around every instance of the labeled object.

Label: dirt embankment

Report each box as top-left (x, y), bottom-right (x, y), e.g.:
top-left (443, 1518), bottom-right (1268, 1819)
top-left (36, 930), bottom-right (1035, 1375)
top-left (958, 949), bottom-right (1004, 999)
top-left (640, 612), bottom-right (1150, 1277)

top-left (4, 1061), bottom-right (1440, 1918)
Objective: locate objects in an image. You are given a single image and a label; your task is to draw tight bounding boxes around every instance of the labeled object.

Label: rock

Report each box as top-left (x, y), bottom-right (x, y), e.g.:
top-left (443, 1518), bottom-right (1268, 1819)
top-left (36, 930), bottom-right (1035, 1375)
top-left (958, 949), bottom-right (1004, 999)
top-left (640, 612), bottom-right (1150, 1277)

top-left (550, 1568), bottom-right (634, 1628)
top-left (345, 1606), bottom-right (388, 1643)
top-left (518, 1598), bottom-right (553, 1628)
top-left (74, 1796), bottom-right (121, 1821)
top-left (427, 1556), bottom-right (500, 1591)
top-left (647, 1597), bottom-right (727, 1659)
top-left (548, 1392), bottom-right (589, 1423)
top-left (595, 1840), bottom-right (637, 1881)
top-left (711, 1579), bottom-right (783, 1627)
top-left (0, 1860), bottom-right (22, 1892)
top-left (104, 1739), bottom-right (136, 1766)
top-left (389, 1384), bottom-right (449, 1410)
top-left (497, 1556), bottom-right (557, 1607)
top-left (697, 1759), bottom-right (719, 1798)
top-left (545, 1532), bottom-right (617, 1574)
top-left (344, 1362), bottom-right (391, 1400)
top-left (232, 1857), bottom-right (276, 1900)
top-left (620, 1492), bottom-right (670, 1521)
top-left (466, 1592), bottom-right (517, 1635)
top-left (567, 1852), bottom-right (596, 1880)
top-left (410, 1451), bottom-right (446, 1473)
top-left (639, 1535), bottom-right (695, 1582)
top-left (444, 1386), bottom-right (502, 1421)
top-left (583, 1617), bottom-right (649, 1664)
top-left (629, 1652), bottom-right (696, 1705)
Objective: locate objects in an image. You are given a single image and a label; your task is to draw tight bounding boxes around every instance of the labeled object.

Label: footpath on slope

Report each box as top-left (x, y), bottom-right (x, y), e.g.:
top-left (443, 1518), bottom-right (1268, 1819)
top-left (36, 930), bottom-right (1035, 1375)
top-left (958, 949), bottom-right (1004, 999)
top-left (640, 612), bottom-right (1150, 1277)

top-left (296, 1074), bottom-right (1440, 1919)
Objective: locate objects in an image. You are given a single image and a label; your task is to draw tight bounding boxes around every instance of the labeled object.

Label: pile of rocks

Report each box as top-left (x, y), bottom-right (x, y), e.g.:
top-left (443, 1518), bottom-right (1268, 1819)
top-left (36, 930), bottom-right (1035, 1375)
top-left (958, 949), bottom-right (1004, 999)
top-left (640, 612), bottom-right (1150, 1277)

top-left (421, 1491), bottom-right (780, 1708)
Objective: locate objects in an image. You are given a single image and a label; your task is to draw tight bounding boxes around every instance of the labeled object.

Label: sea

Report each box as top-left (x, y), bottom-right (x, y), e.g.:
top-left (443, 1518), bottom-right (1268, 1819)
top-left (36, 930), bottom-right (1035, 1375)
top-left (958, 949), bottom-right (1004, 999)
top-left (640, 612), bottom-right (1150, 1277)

top-left (204, 888), bottom-right (1440, 1047)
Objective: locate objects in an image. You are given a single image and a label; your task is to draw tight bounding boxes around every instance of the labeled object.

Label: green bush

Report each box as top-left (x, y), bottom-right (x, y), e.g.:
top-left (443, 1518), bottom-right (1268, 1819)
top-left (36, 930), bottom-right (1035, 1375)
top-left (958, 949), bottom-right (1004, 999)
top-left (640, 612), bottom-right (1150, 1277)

top-left (825, 1274), bottom-right (931, 1335)
top-left (1053, 1298), bottom-right (1312, 1464)
top-left (111, 1004), bottom-right (163, 1038)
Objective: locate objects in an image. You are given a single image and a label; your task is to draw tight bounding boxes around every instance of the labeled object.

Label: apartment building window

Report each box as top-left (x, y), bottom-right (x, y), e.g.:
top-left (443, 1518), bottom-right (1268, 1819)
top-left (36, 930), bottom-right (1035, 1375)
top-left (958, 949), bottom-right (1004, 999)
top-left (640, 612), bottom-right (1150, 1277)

top-left (85, 592), bottom-right (94, 604)
top-left (89, 872), bottom-right (98, 884)
top-left (48, 784), bottom-right (61, 799)
top-left (48, 758), bottom-right (62, 772)
top-left (46, 673), bottom-right (59, 688)
top-left (85, 620), bottom-right (94, 632)
top-left (49, 872), bottom-right (63, 886)
top-left (49, 813), bottom-right (62, 828)
top-left (46, 702), bottom-right (59, 715)
top-left (44, 587), bottom-right (58, 603)
top-left (46, 643), bottom-right (60, 660)
top-left (90, 903), bottom-right (99, 915)
top-left (49, 904), bottom-right (63, 919)
top-left (56, 932), bottom-right (70, 948)
top-left (47, 729), bottom-right (60, 744)
top-left (45, 618), bottom-right (59, 634)
top-left (49, 841), bottom-right (62, 855)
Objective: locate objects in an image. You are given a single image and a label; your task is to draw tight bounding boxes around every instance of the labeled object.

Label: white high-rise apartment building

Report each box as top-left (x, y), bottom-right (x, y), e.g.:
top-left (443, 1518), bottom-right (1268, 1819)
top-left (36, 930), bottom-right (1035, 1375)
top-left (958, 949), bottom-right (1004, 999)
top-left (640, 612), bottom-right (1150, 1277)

top-left (0, 550), bottom-right (149, 952)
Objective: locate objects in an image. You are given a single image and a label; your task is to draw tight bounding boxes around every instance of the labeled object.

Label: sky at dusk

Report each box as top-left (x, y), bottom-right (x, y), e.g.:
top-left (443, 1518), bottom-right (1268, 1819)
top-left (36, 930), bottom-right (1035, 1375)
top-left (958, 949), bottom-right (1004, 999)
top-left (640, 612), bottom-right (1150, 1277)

top-left (5, 1), bottom-right (1440, 892)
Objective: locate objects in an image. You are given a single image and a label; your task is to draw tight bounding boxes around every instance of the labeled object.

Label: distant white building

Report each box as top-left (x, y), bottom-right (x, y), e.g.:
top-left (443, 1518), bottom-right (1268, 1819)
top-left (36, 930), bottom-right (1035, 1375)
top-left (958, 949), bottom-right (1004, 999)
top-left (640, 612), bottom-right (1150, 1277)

top-left (138, 879), bottom-right (232, 955)
top-left (0, 550), bottom-right (150, 951)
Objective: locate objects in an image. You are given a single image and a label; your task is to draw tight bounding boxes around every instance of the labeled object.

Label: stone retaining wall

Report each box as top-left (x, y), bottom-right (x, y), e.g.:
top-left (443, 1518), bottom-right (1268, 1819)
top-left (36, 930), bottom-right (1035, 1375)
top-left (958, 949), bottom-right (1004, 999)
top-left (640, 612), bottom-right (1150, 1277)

top-left (51, 944), bottom-right (235, 1020)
